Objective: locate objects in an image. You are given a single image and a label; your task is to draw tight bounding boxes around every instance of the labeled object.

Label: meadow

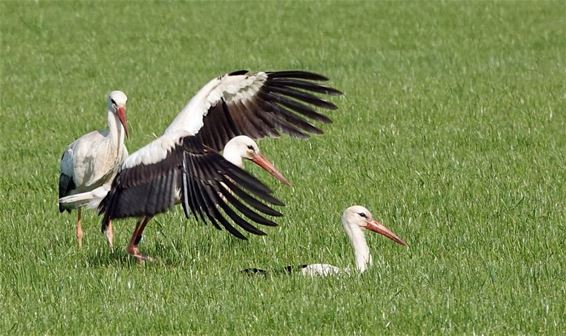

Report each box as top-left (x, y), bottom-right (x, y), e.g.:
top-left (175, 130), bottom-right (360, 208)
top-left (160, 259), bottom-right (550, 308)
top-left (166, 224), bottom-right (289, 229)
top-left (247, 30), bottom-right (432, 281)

top-left (1, 0), bottom-right (565, 334)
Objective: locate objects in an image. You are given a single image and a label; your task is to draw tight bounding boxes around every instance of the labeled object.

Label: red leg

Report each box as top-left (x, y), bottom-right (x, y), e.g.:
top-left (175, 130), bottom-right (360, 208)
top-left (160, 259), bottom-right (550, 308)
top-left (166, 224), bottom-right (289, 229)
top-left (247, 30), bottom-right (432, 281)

top-left (126, 217), bottom-right (144, 257)
top-left (76, 208), bottom-right (84, 247)
top-left (127, 216), bottom-right (153, 262)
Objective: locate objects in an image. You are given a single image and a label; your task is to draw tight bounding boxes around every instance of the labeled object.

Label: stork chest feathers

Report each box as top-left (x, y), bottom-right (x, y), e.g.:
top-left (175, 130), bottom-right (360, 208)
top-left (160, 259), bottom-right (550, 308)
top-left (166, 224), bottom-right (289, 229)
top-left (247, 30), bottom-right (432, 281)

top-left (70, 127), bottom-right (126, 191)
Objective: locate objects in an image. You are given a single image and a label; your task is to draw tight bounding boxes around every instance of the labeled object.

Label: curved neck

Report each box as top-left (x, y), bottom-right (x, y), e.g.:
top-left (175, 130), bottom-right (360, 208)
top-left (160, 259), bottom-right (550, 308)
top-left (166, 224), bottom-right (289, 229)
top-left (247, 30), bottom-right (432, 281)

top-left (107, 110), bottom-right (125, 153)
top-left (345, 225), bottom-right (372, 273)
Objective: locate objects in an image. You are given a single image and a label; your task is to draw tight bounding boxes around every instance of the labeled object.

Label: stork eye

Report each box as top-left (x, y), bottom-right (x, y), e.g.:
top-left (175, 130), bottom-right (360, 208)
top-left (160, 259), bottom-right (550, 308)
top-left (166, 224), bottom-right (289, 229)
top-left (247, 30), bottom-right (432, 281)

top-left (110, 99), bottom-right (117, 106)
top-left (247, 145), bottom-right (254, 150)
top-left (358, 212), bottom-right (367, 218)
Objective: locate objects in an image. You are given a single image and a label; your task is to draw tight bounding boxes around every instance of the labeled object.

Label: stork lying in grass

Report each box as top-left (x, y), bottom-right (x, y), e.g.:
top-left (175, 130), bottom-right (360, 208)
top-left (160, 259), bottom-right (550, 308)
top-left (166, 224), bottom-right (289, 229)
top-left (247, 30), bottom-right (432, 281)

top-left (243, 205), bottom-right (407, 276)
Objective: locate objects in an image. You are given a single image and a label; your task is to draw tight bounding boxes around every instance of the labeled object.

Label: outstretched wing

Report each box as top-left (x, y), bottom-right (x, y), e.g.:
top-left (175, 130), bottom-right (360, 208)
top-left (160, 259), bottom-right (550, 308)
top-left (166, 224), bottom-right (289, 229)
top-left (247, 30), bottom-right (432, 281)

top-left (99, 135), bottom-right (283, 239)
top-left (164, 70), bottom-right (343, 151)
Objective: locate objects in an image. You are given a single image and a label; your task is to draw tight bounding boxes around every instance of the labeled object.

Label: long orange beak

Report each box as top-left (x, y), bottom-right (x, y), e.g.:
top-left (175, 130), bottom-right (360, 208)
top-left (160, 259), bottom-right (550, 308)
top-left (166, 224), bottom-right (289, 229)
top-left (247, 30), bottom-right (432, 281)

top-left (117, 106), bottom-right (129, 138)
top-left (250, 153), bottom-right (291, 186)
top-left (366, 219), bottom-right (408, 247)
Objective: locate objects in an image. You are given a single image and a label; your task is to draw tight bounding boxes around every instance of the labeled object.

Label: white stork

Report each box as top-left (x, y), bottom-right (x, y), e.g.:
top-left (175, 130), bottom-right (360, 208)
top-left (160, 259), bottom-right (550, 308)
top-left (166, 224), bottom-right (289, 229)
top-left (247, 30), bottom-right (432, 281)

top-left (58, 135), bottom-right (290, 240)
top-left (222, 135), bottom-right (289, 186)
top-left (97, 70), bottom-right (342, 261)
top-left (244, 206), bottom-right (407, 276)
top-left (58, 90), bottom-right (129, 248)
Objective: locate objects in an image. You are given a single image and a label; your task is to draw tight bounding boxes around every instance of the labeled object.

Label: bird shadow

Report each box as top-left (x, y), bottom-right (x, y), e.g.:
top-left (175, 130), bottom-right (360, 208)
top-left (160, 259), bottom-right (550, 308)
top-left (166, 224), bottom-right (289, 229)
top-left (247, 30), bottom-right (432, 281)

top-left (84, 247), bottom-right (181, 268)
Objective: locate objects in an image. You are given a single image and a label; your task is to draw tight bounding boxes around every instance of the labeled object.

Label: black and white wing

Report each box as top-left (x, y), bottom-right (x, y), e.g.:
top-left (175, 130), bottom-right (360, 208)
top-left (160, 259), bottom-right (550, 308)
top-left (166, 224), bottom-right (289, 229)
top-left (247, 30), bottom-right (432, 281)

top-left (164, 70), bottom-right (343, 151)
top-left (99, 135), bottom-right (283, 239)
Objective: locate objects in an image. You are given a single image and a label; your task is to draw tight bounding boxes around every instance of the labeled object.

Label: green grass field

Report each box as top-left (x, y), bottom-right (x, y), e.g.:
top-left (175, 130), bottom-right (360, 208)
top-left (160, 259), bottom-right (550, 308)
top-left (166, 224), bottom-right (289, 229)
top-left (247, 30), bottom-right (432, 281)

top-left (1, 0), bottom-right (565, 334)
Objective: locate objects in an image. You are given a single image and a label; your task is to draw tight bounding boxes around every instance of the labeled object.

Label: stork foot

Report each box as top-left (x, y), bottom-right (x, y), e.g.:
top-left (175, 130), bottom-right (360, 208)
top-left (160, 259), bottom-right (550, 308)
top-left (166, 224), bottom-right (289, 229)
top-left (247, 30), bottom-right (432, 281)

top-left (127, 245), bottom-right (153, 263)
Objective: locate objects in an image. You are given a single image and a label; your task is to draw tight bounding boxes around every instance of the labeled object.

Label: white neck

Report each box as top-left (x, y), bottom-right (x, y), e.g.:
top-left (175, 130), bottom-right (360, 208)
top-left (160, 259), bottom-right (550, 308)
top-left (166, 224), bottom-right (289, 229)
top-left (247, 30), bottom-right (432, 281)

top-left (107, 110), bottom-right (125, 154)
top-left (222, 143), bottom-right (244, 168)
top-left (344, 225), bottom-right (372, 273)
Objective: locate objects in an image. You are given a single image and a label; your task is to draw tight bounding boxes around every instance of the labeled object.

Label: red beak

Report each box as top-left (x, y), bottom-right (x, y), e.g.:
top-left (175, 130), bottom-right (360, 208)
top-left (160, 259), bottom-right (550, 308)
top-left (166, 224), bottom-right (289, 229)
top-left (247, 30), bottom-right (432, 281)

top-left (250, 153), bottom-right (291, 186)
top-left (117, 106), bottom-right (129, 138)
top-left (366, 219), bottom-right (408, 247)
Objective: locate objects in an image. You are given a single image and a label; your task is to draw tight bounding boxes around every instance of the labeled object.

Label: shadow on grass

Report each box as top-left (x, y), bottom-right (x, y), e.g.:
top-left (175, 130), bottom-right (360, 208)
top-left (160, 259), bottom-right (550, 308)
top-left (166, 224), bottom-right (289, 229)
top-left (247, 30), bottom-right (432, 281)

top-left (84, 246), bottom-right (185, 268)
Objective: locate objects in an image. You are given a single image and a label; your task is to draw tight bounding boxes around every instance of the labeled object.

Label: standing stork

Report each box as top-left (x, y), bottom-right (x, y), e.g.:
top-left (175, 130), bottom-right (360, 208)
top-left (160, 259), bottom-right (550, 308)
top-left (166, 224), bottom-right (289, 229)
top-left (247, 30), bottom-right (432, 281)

top-left (58, 135), bottom-right (290, 242)
top-left (98, 70), bottom-right (342, 261)
top-left (59, 90), bottom-right (129, 248)
top-left (244, 205), bottom-right (408, 276)
top-left (59, 135), bottom-right (289, 209)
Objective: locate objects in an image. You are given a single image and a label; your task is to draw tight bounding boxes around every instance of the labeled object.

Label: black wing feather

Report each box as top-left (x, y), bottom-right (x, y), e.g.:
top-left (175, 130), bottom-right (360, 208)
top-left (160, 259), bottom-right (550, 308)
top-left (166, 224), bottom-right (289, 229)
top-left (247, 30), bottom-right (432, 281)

top-left (58, 173), bottom-right (75, 212)
top-left (266, 71), bottom-right (329, 81)
top-left (183, 151), bottom-right (206, 223)
top-left (267, 85), bottom-right (338, 110)
top-left (213, 186), bottom-right (267, 236)
top-left (201, 183), bottom-right (247, 240)
top-left (180, 156), bottom-right (198, 221)
top-left (266, 100), bottom-right (323, 135)
top-left (221, 178), bottom-right (283, 217)
top-left (269, 78), bottom-right (343, 96)
top-left (219, 182), bottom-right (279, 226)
top-left (196, 70), bottom-right (342, 151)
top-left (99, 135), bottom-right (283, 239)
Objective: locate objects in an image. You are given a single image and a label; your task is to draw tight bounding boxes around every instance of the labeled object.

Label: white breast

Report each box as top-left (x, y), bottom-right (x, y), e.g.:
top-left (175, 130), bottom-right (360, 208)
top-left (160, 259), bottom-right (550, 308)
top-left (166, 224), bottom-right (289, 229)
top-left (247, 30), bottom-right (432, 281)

top-left (67, 130), bottom-right (120, 191)
top-left (300, 264), bottom-right (342, 277)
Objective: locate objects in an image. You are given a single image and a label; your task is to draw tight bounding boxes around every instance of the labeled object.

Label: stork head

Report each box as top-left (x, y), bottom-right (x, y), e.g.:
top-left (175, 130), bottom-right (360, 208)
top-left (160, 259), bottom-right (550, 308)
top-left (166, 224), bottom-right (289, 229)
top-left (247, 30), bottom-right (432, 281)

top-left (108, 90), bottom-right (129, 138)
top-left (223, 135), bottom-right (290, 186)
top-left (342, 205), bottom-right (407, 246)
